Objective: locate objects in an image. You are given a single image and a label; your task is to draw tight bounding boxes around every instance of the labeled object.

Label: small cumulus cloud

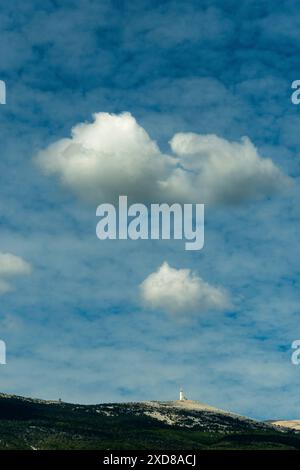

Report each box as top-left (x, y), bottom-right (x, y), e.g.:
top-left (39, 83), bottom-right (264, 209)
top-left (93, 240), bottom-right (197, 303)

top-left (0, 253), bottom-right (32, 294)
top-left (36, 112), bottom-right (291, 205)
top-left (140, 262), bottom-right (230, 317)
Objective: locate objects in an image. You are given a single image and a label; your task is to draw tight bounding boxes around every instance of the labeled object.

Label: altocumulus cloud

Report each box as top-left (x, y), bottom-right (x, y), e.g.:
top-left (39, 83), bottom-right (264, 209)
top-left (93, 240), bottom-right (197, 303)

top-left (140, 262), bottom-right (230, 317)
top-left (0, 253), bottom-right (32, 294)
top-left (36, 112), bottom-right (291, 205)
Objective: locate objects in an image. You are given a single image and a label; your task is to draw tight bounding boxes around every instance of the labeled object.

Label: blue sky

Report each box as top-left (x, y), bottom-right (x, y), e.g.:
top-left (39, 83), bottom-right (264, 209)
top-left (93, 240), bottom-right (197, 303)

top-left (0, 0), bottom-right (300, 420)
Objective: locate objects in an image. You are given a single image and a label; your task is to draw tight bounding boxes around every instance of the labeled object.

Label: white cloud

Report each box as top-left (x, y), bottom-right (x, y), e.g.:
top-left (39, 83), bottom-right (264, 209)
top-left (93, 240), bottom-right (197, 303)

top-left (140, 262), bottom-right (230, 317)
top-left (0, 252), bottom-right (32, 277)
top-left (36, 112), bottom-right (171, 204)
top-left (36, 112), bottom-right (291, 205)
top-left (0, 253), bottom-right (32, 294)
top-left (164, 133), bottom-right (291, 204)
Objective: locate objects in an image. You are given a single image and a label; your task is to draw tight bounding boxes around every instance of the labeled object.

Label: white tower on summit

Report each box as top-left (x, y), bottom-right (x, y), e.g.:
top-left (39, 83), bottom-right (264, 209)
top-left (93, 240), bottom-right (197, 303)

top-left (179, 387), bottom-right (185, 401)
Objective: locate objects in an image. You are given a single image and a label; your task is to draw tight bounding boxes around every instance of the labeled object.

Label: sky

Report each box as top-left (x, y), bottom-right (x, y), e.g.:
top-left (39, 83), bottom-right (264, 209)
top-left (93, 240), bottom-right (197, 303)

top-left (0, 0), bottom-right (300, 420)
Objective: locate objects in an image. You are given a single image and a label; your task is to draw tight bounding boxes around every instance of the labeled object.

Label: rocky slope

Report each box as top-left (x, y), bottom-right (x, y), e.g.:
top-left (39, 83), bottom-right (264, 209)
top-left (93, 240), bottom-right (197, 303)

top-left (270, 420), bottom-right (300, 431)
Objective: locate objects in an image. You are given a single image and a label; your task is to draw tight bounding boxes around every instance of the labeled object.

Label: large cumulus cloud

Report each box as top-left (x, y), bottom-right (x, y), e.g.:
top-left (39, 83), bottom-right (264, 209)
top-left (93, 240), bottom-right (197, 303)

top-left (36, 112), bottom-right (291, 205)
top-left (36, 112), bottom-right (172, 204)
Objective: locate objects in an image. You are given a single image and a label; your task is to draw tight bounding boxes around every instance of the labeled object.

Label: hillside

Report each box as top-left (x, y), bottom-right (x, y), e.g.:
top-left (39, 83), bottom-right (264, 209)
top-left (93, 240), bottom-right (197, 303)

top-left (270, 420), bottom-right (300, 431)
top-left (0, 393), bottom-right (298, 449)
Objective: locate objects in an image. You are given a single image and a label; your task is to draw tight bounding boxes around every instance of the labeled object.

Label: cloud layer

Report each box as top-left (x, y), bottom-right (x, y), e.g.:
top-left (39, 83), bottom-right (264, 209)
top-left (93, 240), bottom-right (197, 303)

top-left (0, 253), bottom-right (32, 294)
top-left (140, 262), bottom-right (230, 317)
top-left (36, 112), bottom-right (291, 205)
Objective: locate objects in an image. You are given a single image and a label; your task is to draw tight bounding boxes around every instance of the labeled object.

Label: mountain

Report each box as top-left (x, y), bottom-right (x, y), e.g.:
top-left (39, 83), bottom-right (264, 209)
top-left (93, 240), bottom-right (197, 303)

top-left (0, 393), bottom-right (298, 449)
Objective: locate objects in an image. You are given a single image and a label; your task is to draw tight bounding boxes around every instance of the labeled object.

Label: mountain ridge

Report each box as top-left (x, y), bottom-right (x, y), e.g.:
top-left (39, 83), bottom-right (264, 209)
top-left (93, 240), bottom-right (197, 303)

top-left (0, 392), bottom-right (298, 449)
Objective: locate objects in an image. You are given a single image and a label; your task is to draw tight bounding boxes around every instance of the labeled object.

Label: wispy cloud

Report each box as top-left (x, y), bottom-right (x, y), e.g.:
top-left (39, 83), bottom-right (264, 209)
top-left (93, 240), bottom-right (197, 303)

top-left (0, 253), bottom-right (32, 294)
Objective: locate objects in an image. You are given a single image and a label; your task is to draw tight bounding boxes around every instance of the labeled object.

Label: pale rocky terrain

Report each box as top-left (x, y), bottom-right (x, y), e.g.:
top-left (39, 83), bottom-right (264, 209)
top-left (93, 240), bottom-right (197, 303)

top-left (91, 399), bottom-right (280, 433)
top-left (271, 420), bottom-right (300, 431)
